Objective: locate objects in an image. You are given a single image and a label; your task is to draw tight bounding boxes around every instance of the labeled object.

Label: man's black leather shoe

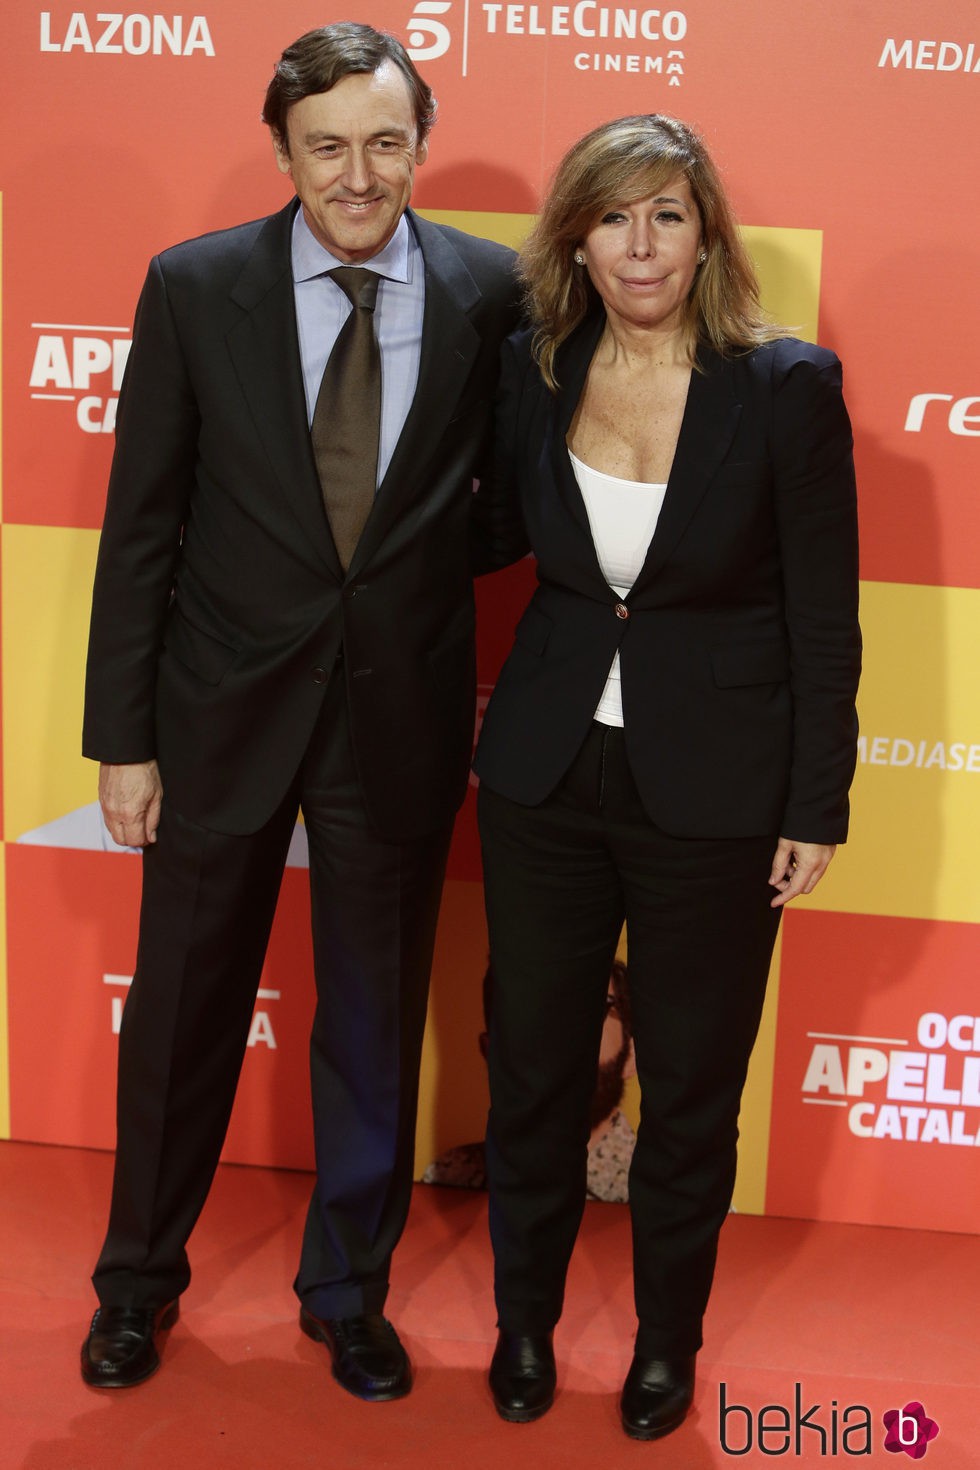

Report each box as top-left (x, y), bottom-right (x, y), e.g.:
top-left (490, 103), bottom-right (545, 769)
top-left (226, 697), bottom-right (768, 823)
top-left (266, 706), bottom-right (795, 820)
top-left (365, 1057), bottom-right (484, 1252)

top-left (299, 1309), bottom-right (412, 1401)
top-left (80, 1300), bottom-right (179, 1388)
top-left (488, 1331), bottom-right (557, 1423)
top-left (620, 1353), bottom-right (696, 1439)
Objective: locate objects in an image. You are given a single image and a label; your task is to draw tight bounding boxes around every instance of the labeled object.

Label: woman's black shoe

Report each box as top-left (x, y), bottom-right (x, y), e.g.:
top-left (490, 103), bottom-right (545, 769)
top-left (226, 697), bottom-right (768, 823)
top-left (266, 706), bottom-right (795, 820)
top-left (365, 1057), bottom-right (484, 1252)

top-left (620, 1353), bottom-right (696, 1439)
top-left (488, 1330), bottom-right (557, 1422)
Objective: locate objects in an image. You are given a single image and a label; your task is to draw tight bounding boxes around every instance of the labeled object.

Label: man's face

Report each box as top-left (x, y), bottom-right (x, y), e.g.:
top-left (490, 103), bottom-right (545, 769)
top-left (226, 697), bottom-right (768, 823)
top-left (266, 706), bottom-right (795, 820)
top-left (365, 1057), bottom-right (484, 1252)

top-left (274, 62), bottom-right (427, 264)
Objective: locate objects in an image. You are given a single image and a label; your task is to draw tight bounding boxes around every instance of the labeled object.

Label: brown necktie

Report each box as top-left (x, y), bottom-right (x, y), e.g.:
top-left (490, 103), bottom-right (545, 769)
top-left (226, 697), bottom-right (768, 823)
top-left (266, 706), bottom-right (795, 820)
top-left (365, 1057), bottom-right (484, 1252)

top-left (311, 267), bottom-right (382, 571)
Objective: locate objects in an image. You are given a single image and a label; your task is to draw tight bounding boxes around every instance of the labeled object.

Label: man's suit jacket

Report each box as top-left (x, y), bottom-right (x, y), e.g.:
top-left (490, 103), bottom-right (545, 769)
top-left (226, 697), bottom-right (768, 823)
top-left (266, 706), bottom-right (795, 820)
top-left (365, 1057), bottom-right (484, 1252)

top-left (83, 202), bottom-right (519, 841)
top-left (473, 315), bottom-right (862, 844)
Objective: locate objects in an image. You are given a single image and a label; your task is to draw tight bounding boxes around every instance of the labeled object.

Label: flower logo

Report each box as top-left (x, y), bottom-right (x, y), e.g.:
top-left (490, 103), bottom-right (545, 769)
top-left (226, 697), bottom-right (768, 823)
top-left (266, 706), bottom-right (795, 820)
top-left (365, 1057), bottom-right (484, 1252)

top-left (883, 1402), bottom-right (940, 1458)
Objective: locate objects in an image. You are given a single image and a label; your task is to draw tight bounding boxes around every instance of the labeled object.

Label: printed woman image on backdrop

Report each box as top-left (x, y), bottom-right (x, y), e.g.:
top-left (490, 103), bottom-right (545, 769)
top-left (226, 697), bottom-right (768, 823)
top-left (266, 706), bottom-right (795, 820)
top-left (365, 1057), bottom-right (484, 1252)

top-left (424, 958), bottom-right (636, 1203)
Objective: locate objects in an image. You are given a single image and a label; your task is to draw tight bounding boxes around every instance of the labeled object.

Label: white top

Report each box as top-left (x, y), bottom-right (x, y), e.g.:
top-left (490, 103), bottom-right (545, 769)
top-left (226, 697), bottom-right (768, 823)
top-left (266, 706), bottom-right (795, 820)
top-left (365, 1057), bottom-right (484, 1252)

top-left (569, 449), bottom-right (667, 727)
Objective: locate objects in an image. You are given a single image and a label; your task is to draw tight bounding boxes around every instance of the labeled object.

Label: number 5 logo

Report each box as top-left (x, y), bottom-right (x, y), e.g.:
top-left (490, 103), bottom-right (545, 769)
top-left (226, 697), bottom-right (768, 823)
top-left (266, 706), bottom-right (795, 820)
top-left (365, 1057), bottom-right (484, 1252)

top-left (407, 1), bottom-right (453, 60)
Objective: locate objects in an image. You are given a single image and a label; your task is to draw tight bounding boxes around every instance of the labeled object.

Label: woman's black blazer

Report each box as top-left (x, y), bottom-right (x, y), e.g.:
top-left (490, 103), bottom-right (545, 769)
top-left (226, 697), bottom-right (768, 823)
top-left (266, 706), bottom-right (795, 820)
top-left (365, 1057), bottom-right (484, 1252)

top-left (474, 315), bottom-right (861, 844)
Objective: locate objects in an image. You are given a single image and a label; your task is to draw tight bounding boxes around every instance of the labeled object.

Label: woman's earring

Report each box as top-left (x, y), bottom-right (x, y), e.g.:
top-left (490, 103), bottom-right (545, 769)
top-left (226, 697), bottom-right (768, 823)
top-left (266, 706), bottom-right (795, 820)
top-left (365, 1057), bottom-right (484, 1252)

top-left (698, 250), bottom-right (707, 264)
top-left (574, 253), bottom-right (585, 265)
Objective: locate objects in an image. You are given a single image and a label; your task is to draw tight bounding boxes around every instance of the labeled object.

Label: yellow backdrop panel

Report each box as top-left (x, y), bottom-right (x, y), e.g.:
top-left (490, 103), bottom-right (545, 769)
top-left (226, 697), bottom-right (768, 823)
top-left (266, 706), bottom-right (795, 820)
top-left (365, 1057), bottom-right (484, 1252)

top-left (805, 580), bottom-right (980, 925)
top-left (2, 525), bottom-right (99, 839)
top-left (422, 213), bottom-right (823, 344)
top-left (731, 931), bottom-right (783, 1216)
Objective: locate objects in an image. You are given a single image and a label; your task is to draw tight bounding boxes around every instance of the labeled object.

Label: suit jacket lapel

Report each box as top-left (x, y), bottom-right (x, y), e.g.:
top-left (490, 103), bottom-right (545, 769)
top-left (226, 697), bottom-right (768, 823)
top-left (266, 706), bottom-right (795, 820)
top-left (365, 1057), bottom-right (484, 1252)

top-left (631, 345), bottom-right (741, 593)
top-left (225, 207), bottom-right (504, 582)
top-left (550, 312), bottom-right (605, 541)
top-left (226, 200), bottom-right (344, 579)
top-left (346, 211), bottom-right (483, 575)
top-left (550, 324), bottom-right (742, 597)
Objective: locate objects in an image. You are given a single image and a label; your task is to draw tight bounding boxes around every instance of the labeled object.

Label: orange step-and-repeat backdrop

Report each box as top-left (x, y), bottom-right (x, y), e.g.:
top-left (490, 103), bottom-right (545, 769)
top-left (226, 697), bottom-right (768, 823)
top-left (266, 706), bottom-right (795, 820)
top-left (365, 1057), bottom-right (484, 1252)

top-left (1, 1), bottom-right (978, 1232)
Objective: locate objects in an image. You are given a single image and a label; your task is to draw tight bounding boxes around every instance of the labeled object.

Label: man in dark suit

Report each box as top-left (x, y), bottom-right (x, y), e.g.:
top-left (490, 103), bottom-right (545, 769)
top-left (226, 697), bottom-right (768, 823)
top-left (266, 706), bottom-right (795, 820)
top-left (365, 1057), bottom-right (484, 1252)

top-left (80, 22), bottom-right (518, 1397)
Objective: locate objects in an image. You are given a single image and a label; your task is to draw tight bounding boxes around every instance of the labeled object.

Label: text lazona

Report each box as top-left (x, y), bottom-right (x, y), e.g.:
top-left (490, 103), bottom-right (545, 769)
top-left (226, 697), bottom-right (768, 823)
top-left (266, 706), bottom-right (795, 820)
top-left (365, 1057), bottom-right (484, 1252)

top-left (39, 12), bottom-right (215, 56)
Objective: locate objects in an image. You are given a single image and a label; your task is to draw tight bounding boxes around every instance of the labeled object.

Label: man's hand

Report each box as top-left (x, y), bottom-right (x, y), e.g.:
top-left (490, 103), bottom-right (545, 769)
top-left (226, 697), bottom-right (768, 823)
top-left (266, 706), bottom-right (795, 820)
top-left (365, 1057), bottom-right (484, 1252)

top-left (768, 837), bottom-right (836, 909)
top-left (99, 761), bottom-right (163, 848)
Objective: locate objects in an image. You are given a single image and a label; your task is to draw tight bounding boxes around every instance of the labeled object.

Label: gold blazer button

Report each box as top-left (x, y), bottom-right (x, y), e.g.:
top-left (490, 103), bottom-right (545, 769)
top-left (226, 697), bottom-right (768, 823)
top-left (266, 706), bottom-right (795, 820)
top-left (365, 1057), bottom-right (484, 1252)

top-left (614, 603), bottom-right (630, 620)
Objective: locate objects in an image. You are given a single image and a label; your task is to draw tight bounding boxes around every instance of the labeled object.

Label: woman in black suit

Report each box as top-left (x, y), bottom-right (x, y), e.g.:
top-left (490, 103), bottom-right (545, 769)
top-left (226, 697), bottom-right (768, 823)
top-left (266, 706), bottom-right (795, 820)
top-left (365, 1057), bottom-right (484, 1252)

top-left (475, 115), bottom-right (860, 1440)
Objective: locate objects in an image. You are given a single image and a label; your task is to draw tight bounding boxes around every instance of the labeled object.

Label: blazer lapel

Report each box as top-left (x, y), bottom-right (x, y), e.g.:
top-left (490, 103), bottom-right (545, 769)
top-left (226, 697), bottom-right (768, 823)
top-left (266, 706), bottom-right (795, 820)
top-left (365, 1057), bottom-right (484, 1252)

top-left (631, 345), bottom-right (741, 594)
top-left (226, 201), bottom-right (344, 579)
top-left (346, 212), bottom-right (483, 575)
top-left (548, 327), bottom-right (742, 598)
top-left (550, 312), bottom-right (606, 539)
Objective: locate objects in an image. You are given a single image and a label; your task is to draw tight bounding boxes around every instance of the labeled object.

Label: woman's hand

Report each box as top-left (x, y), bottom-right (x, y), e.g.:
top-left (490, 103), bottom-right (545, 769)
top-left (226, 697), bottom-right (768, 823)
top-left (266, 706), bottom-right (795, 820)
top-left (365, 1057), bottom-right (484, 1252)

top-left (768, 837), bottom-right (836, 908)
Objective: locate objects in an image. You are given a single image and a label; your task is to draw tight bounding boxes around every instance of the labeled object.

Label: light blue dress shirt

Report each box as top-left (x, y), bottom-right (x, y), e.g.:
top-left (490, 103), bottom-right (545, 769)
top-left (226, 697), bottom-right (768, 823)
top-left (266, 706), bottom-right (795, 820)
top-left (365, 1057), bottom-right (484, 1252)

top-left (290, 206), bottom-right (425, 487)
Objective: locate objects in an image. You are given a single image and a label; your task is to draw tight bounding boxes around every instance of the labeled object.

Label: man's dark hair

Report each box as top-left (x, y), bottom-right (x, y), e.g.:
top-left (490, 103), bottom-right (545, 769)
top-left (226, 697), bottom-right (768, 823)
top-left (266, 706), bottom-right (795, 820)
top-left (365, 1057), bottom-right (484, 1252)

top-left (262, 22), bottom-right (437, 152)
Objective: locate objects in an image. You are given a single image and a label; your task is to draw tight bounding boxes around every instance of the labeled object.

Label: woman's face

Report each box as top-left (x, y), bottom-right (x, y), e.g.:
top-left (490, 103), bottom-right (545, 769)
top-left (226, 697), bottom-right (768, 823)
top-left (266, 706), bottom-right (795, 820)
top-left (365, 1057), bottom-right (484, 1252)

top-left (577, 171), bottom-right (703, 337)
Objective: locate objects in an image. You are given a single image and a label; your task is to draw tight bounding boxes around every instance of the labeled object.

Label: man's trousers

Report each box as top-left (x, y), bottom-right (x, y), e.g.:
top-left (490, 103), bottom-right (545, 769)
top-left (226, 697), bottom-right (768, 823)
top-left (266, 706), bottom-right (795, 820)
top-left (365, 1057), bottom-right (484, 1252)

top-left (93, 672), bottom-right (453, 1319)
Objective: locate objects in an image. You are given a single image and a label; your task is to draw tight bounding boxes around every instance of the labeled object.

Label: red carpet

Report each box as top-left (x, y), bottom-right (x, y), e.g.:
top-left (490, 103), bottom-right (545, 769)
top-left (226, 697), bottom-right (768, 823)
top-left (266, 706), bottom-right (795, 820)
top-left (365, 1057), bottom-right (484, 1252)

top-left (1, 1139), bottom-right (976, 1468)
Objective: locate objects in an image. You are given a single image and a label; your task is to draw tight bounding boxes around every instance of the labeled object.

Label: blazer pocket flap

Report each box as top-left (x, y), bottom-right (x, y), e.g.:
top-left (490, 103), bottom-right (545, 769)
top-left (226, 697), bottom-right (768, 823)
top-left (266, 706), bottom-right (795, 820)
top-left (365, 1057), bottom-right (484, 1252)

top-left (164, 608), bottom-right (240, 686)
top-left (712, 641), bottom-right (790, 688)
top-left (513, 602), bottom-right (552, 656)
top-left (713, 457), bottom-right (769, 486)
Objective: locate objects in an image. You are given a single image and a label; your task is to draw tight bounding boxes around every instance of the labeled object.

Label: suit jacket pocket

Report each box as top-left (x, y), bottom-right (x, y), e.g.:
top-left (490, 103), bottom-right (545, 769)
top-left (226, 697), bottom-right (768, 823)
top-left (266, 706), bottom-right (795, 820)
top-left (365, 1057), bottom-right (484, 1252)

top-left (513, 601), bottom-right (552, 656)
top-left (711, 640), bottom-right (790, 688)
top-left (713, 457), bottom-right (768, 482)
top-left (163, 607), bottom-right (240, 686)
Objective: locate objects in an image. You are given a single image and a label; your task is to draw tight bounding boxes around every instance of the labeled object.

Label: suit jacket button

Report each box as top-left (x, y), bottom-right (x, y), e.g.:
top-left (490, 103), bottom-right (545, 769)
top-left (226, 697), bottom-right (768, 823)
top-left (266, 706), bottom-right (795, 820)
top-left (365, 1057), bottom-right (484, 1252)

top-left (312, 667), bottom-right (328, 684)
top-left (614, 602), bottom-right (630, 620)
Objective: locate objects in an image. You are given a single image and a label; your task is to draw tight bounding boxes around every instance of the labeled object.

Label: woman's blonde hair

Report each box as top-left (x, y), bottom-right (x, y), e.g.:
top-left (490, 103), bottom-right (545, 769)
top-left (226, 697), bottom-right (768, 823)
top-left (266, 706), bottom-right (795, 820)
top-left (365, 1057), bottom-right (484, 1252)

top-left (520, 114), bottom-right (782, 388)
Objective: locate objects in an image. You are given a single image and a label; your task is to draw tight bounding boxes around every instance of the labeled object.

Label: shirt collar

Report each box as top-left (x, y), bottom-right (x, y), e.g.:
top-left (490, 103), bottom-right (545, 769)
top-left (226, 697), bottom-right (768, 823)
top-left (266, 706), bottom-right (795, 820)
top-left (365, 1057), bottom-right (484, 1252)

top-left (290, 205), bottom-right (413, 284)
